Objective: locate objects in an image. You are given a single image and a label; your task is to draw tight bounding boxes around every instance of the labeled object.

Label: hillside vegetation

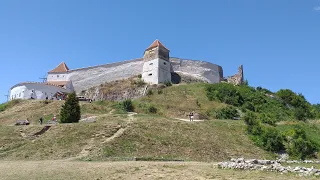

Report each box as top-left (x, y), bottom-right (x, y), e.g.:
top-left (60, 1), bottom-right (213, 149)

top-left (0, 82), bottom-right (319, 162)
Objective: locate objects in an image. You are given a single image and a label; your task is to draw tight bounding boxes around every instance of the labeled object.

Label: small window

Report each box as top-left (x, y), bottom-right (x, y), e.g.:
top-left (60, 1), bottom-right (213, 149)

top-left (19, 93), bottom-right (21, 97)
top-left (148, 73), bottom-right (152, 76)
top-left (57, 75), bottom-right (59, 78)
top-left (149, 63), bottom-right (153, 65)
top-left (164, 62), bottom-right (167, 65)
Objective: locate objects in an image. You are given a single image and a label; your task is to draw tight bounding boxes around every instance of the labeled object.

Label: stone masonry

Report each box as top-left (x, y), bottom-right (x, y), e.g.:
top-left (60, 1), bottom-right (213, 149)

top-left (226, 65), bottom-right (244, 85)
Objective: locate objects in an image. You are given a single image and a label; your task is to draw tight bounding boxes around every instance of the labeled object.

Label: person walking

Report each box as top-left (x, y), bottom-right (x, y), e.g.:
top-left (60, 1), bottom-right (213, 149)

top-left (52, 115), bottom-right (57, 122)
top-left (189, 112), bottom-right (194, 122)
top-left (39, 117), bottom-right (43, 125)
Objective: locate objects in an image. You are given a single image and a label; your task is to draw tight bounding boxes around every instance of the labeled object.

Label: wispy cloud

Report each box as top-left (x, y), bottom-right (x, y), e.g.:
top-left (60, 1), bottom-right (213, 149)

top-left (314, 6), bottom-right (320, 11)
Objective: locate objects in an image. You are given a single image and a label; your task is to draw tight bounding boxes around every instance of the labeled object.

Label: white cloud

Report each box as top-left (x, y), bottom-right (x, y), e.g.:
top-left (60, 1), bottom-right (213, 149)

top-left (314, 6), bottom-right (320, 11)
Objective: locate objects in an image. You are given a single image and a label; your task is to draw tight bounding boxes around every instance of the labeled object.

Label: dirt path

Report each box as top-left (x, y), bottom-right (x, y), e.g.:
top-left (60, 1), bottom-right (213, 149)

top-left (74, 112), bottom-right (137, 160)
top-left (0, 160), bottom-right (304, 180)
top-left (174, 118), bottom-right (204, 122)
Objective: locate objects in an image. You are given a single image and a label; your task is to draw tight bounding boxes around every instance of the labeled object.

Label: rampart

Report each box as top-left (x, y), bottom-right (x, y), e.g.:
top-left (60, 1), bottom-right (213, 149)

top-left (68, 57), bottom-right (224, 92)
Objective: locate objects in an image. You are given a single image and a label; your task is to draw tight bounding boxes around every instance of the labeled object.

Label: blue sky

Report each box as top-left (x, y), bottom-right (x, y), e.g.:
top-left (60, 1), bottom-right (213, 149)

top-left (0, 0), bottom-right (320, 104)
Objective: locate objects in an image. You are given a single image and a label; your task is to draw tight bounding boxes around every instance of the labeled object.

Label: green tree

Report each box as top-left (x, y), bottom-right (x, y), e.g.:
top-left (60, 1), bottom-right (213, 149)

top-left (60, 92), bottom-right (81, 123)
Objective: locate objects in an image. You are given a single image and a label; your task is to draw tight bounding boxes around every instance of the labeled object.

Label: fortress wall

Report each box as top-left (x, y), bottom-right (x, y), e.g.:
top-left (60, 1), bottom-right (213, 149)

top-left (68, 57), bottom-right (223, 93)
top-left (69, 59), bottom-right (144, 92)
top-left (170, 58), bottom-right (223, 83)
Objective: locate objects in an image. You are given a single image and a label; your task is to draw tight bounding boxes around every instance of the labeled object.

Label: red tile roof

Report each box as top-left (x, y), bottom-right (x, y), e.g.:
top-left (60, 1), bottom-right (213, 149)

top-left (49, 62), bottom-right (69, 73)
top-left (146, 39), bottom-right (169, 51)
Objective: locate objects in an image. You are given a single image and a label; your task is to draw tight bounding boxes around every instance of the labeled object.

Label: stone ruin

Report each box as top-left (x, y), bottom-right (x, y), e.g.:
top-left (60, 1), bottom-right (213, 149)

top-left (218, 158), bottom-right (320, 177)
top-left (225, 65), bottom-right (244, 86)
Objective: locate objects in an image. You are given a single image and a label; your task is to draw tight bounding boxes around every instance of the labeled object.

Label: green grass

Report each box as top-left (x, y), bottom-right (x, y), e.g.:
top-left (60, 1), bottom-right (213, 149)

top-left (277, 121), bottom-right (320, 149)
top-left (133, 83), bottom-right (225, 119)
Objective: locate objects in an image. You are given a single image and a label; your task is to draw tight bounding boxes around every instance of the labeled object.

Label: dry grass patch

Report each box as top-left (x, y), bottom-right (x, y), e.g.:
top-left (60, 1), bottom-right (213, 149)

top-left (0, 114), bottom-right (128, 160)
top-left (99, 114), bottom-right (273, 162)
top-left (0, 161), bottom-right (313, 180)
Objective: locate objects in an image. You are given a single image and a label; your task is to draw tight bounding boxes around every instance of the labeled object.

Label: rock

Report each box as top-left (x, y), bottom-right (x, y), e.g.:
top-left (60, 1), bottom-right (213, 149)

top-left (257, 160), bottom-right (271, 165)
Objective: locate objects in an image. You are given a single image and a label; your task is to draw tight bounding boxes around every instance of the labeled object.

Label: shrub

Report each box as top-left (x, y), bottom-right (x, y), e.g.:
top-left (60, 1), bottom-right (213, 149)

top-left (284, 125), bottom-right (318, 160)
top-left (148, 106), bottom-right (157, 114)
top-left (147, 90), bottom-right (153, 96)
top-left (260, 126), bottom-right (284, 152)
top-left (206, 83), bottom-right (244, 106)
top-left (164, 81), bottom-right (172, 87)
top-left (137, 74), bottom-right (142, 78)
top-left (133, 79), bottom-right (146, 87)
top-left (0, 103), bottom-right (8, 112)
top-left (117, 99), bottom-right (134, 112)
top-left (294, 108), bottom-right (307, 121)
top-left (157, 89), bottom-right (163, 94)
top-left (258, 113), bottom-right (276, 126)
top-left (214, 106), bottom-right (239, 120)
top-left (243, 112), bottom-right (262, 135)
top-left (60, 92), bottom-right (81, 123)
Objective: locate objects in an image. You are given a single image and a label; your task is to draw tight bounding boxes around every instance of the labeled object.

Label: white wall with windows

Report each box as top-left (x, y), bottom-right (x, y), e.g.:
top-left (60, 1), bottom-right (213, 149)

top-left (142, 58), bottom-right (171, 84)
top-left (10, 83), bottom-right (72, 100)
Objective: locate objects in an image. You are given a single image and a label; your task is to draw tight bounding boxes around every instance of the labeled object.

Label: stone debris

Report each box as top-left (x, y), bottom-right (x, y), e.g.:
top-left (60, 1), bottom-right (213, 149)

top-left (80, 116), bottom-right (97, 123)
top-left (218, 158), bottom-right (320, 176)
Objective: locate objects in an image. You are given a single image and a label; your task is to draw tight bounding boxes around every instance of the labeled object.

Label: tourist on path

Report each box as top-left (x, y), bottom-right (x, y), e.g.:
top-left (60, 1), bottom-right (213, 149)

top-left (189, 112), bottom-right (194, 122)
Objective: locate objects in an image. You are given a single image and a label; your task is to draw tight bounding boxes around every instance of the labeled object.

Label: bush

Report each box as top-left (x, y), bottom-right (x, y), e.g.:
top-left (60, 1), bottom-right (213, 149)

top-left (0, 103), bottom-right (7, 112)
top-left (284, 125), bottom-right (318, 160)
top-left (294, 108), bottom-right (308, 121)
top-left (164, 81), bottom-right (172, 87)
top-left (133, 79), bottom-right (146, 87)
top-left (60, 92), bottom-right (81, 123)
top-left (214, 106), bottom-right (239, 120)
top-left (244, 112), bottom-right (262, 135)
top-left (206, 83), bottom-right (244, 106)
top-left (148, 106), bottom-right (157, 114)
top-left (138, 74), bottom-right (142, 78)
top-left (147, 90), bottom-right (153, 96)
top-left (117, 99), bottom-right (134, 112)
top-left (258, 113), bottom-right (276, 126)
top-left (260, 126), bottom-right (284, 152)
top-left (244, 111), bottom-right (284, 152)
top-left (157, 89), bottom-right (163, 94)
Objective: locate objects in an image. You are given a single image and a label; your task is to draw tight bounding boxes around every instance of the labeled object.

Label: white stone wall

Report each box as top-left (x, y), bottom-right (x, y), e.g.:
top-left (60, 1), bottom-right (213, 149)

top-left (157, 59), bottom-right (171, 83)
top-left (47, 73), bottom-right (69, 82)
top-left (10, 83), bottom-right (71, 100)
top-left (68, 58), bottom-right (144, 92)
top-left (142, 59), bottom-right (160, 84)
top-left (65, 57), bottom-right (223, 93)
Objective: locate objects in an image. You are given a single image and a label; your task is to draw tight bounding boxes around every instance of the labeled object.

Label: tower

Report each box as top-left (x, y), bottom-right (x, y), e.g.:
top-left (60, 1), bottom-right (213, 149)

top-left (142, 39), bottom-right (171, 84)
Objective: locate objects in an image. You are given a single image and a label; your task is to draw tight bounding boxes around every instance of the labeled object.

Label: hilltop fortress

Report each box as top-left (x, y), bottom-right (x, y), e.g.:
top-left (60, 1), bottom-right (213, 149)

top-left (9, 40), bottom-right (244, 101)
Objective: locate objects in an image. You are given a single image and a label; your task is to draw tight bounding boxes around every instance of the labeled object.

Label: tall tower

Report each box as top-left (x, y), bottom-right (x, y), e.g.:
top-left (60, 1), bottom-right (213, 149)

top-left (142, 39), bottom-right (171, 84)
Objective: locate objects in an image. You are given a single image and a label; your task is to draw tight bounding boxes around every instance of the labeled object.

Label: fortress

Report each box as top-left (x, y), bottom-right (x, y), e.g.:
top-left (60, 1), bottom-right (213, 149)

top-left (9, 40), bottom-right (244, 101)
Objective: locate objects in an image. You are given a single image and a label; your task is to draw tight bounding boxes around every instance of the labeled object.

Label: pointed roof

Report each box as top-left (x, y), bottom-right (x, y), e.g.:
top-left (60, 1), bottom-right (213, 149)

top-left (48, 62), bottom-right (69, 73)
top-left (145, 39), bottom-right (169, 51)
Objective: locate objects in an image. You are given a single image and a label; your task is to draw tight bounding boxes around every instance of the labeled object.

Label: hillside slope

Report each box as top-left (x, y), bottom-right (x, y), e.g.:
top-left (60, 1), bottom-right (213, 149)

top-left (0, 84), bottom-right (274, 161)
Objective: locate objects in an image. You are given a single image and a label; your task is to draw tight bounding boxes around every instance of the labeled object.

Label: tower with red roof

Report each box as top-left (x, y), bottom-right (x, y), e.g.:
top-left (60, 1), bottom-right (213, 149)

top-left (142, 39), bottom-right (172, 84)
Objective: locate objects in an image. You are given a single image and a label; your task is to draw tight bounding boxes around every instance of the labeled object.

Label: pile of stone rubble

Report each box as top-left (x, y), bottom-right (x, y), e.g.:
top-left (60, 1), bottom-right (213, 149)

top-left (218, 158), bottom-right (320, 176)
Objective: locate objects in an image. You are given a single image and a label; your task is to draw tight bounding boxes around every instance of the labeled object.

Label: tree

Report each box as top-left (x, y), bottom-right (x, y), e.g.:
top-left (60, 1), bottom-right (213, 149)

top-left (60, 92), bottom-right (81, 123)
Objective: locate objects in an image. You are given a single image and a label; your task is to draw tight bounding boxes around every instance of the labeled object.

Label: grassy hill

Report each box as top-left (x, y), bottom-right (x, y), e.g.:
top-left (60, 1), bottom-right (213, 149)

top-left (0, 82), bottom-right (319, 162)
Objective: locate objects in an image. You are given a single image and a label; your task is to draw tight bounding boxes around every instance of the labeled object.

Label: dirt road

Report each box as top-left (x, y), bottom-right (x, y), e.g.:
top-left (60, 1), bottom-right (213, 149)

top-left (0, 160), bottom-right (310, 180)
